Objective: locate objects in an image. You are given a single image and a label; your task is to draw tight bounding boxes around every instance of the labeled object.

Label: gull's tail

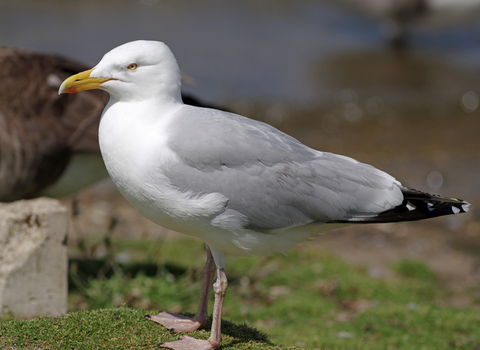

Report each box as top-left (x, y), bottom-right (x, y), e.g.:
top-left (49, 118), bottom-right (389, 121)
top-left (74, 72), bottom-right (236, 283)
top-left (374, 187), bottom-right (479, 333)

top-left (335, 187), bottom-right (470, 224)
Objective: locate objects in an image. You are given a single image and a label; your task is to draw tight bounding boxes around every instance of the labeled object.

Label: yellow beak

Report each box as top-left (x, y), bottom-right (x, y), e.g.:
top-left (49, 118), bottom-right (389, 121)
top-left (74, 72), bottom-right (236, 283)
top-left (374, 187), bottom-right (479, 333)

top-left (58, 68), bottom-right (114, 94)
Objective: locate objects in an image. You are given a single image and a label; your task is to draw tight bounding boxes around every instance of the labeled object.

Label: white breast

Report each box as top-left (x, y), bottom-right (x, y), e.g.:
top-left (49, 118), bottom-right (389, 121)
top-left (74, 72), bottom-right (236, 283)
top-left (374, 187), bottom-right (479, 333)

top-left (98, 100), bottom-right (228, 235)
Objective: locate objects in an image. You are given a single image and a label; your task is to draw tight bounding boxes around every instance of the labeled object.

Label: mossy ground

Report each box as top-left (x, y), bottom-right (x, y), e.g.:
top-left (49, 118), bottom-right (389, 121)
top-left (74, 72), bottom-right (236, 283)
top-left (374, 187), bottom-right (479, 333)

top-left (2, 236), bottom-right (479, 349)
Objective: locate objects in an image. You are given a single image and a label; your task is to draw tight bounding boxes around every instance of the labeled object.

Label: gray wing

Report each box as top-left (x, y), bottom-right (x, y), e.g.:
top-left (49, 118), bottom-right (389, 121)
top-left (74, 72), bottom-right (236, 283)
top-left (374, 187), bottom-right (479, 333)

top-left (165, 106), bottom-right (404, 231)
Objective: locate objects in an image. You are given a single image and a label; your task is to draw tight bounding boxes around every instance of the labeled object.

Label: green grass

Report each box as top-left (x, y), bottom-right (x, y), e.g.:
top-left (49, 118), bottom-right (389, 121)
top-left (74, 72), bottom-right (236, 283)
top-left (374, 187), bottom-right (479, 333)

top-left (0, 306), bottom-right (285, 349)
top-left (2, 236), bottom-right (480, 349)
top-left (391, 259), bottom-right (438, 282)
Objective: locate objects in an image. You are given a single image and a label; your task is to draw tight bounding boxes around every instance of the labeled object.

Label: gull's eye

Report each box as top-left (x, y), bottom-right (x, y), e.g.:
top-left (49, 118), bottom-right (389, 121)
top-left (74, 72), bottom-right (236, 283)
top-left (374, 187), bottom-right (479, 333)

top-left (127, 63), bottom-right (138, 71)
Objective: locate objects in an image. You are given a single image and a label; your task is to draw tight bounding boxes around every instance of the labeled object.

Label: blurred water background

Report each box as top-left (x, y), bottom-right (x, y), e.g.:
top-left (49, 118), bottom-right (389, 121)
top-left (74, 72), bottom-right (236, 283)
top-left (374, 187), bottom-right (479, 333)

top-left (2, 0), bottom-right (479, 196)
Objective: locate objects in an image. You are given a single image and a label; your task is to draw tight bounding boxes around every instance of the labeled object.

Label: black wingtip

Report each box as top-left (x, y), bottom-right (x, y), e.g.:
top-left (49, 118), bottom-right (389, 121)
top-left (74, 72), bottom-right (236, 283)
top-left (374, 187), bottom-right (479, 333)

top-left (401, 187), bottom-right (470, 217)
top-left (334, 187), bottom-right (470, 224)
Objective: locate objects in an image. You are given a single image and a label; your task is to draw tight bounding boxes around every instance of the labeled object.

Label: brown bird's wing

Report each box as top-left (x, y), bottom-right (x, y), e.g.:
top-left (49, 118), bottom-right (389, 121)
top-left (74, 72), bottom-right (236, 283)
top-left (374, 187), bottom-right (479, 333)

top-left (0, 47), bottom-right (107, 201)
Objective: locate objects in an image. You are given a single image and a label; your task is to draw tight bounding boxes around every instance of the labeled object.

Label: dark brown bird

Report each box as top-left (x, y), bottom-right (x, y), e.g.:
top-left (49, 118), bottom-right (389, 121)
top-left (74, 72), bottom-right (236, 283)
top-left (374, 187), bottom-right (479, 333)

top-left (0, 47), bottom-right (224, 202)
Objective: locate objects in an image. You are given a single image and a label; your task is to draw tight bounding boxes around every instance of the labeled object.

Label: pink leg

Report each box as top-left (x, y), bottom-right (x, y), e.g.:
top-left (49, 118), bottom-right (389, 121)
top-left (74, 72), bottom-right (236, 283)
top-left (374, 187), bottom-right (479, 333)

top-left (207, 267), bottom-right (227, 347)
top-left (146, 246), bottom-right (216, 332)
top-left (157, 267), bottom-right (228, 350)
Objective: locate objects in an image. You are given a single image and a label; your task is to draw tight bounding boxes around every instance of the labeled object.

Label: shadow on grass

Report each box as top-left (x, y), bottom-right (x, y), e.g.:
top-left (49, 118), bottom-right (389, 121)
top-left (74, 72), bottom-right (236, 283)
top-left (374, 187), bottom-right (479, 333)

top-left (68, 258), bottom-right (188, 291)
top-left (68, 257), bottom-right (244, 292)
top-left (218, 317), bottom-right (274, 348)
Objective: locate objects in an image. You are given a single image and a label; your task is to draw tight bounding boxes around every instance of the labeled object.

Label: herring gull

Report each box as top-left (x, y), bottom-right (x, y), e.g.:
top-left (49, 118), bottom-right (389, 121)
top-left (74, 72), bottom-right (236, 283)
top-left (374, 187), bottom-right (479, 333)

top-left (59, 40), bottom-right (470, 350)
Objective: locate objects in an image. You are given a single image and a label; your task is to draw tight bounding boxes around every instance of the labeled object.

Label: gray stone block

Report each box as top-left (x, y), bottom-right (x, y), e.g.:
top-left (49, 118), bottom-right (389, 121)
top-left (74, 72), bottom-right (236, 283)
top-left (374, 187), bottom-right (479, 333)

top-left (0, 198), bottom-right (68, 318)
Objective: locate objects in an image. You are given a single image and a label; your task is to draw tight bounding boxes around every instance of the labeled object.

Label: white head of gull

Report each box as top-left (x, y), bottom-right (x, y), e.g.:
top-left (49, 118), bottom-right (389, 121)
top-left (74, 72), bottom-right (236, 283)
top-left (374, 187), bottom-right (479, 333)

top-left (59, 40), bottom-right (470, 350)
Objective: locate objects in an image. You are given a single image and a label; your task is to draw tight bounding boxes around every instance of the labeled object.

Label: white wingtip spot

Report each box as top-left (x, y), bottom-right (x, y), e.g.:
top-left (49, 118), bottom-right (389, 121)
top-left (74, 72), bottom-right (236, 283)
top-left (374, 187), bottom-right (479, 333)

top-left (427, 203), bottom-right (435, 211)
top-left (406, 201), bottom-right (416, 211)
top-left (462, 203), bottom-right (470, 213)
top-left (452, 206), bottom-right (461, 214)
